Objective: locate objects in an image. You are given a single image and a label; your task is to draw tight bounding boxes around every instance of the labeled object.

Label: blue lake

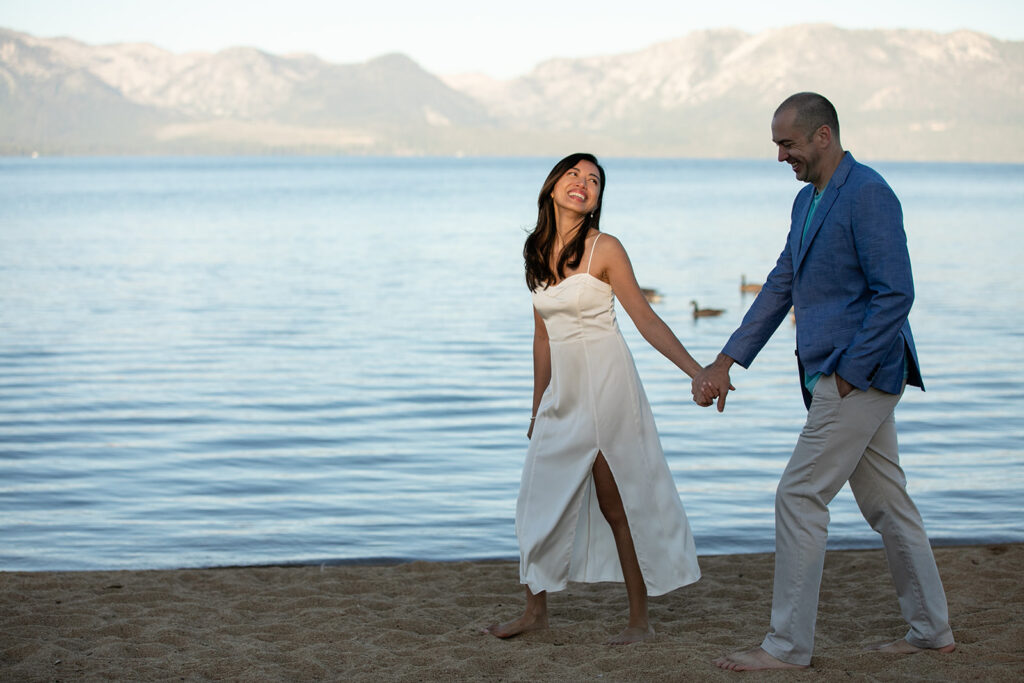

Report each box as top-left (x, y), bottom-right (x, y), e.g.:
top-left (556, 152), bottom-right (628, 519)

top-left (1, 156), bottom-right (1022, 571)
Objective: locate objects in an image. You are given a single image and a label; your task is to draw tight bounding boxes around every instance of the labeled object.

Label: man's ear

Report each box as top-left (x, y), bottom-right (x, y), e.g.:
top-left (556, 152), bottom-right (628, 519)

top-left (814, 124), bottom-right (832, 147)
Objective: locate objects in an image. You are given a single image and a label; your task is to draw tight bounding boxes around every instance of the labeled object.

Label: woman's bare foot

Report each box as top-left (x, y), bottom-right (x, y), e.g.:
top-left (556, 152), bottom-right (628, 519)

top-left (606, 624), bottom-right (654, 645)
top-left (484, 586), bottom-right (548, 639)
top-left (713, 647), bottom-right (807, 671)
top-left (865, 638), bottom-right (956, 654)
top-left (483, 612), bottom-right (549, 639)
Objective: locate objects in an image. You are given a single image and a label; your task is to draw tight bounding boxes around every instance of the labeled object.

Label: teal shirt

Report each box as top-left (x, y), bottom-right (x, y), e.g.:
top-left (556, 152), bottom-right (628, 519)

top-left (801, 189), bottom-right (825, 393)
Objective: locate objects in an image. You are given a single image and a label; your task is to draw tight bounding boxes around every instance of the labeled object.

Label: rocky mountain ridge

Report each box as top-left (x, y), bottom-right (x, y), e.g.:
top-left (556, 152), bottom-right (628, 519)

top-left (2, 25), bottom-right (1021, 160)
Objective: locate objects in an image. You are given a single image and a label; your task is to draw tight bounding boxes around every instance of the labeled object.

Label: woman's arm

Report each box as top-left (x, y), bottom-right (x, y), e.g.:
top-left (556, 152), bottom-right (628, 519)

top-left (598, 235), bottom-right (703, 378)
top-left (529, 305), bottom-right (551, 439)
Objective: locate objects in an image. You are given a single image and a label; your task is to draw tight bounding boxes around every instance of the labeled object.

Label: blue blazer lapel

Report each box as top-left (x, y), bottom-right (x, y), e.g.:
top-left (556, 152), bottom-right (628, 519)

top-left (790, 188), bottom-right (813, 269)
top-left (792, 153), bottom-right (855, 273)
top-left (794, 189), bottom-right (838, 271)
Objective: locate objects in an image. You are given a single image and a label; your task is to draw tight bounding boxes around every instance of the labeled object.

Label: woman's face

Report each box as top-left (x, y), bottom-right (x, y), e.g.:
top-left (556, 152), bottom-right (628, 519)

top-left (550, 160), bottom-right (601, 218)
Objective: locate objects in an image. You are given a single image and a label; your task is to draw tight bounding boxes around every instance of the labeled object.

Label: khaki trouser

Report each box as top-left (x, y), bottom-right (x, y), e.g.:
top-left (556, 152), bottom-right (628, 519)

top-left (761, 375), bottom-right (954, 665)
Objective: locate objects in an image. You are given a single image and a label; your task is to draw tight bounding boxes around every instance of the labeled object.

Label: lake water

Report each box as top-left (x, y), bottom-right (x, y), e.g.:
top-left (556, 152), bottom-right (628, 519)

top-left (1, 156), bottom-right (1022, 571)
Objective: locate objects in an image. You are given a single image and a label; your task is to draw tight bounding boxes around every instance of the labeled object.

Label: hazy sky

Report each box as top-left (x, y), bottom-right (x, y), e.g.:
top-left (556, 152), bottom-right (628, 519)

top-left (4, 0), bottom-right (1022, 78)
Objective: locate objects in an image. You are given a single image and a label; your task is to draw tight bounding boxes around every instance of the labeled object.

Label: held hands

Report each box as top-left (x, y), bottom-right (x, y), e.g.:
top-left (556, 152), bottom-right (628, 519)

top-left (691, 355), bottom-right (736, 412)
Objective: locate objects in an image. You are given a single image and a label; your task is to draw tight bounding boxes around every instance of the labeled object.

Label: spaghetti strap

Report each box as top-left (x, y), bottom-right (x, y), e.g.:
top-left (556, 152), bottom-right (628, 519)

top-left (586, 233), bottom-right (601, 275)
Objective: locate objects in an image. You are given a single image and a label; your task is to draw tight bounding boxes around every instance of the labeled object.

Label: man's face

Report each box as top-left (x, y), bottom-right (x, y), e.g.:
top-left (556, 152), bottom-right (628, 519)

top-left (771, 107), bottom-right (823, 187)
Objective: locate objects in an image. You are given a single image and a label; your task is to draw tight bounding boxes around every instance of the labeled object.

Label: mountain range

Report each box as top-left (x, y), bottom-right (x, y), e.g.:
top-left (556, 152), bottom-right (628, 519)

top-left (2, 24), bottom-right (1022, 161)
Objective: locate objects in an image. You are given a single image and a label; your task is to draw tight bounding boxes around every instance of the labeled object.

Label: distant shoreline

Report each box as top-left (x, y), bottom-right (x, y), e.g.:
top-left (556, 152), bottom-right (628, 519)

top-left (9, 534), bottom-right (1022, 574)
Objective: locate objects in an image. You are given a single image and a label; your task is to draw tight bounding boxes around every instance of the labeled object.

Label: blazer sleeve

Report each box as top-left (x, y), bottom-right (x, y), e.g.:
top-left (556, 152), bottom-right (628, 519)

top-left (834, 180), bottom-right (915, 390)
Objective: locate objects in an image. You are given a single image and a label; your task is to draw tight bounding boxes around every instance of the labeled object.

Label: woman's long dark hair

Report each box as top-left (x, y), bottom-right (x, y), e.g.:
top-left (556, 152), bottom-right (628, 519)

top-left (524, 153), bottom-right (606, 291)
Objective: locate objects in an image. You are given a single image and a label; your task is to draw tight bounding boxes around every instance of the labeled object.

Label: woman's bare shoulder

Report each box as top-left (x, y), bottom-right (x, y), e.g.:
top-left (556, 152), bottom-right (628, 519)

top-left (593, 231), bottom-right (625, 251)
top-left (593, 232), bottom-right (629, 263)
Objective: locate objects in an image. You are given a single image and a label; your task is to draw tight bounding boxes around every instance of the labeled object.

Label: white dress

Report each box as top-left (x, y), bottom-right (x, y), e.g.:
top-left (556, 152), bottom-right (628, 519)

top-left (516, 234), bottom-right (700, 597)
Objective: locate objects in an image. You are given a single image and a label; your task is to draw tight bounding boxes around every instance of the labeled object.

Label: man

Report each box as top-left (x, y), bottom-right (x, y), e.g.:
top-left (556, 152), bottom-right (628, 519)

top-left (694, 92), bottom-right (955, 670)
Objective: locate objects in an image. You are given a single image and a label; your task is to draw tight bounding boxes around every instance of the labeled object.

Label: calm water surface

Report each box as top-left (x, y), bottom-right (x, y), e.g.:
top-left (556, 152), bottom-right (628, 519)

top-left (1, 157), bottom-right (1022, 570)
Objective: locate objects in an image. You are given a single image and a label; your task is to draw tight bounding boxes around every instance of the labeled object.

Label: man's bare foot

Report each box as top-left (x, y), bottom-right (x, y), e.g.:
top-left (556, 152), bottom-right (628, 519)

top-left (865, 638), bottom-right (956, 655)
top-left (606, 624), bottom-right (654, 645)
top-left (713, 647), bottom-right (807, 671)
top-left (483, 612), bottom-right (549, 639)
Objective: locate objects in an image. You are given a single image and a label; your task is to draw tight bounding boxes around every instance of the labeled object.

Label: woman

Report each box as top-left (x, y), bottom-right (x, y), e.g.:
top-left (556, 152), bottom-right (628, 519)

top-left (486, 153), bottom-right (703, 645)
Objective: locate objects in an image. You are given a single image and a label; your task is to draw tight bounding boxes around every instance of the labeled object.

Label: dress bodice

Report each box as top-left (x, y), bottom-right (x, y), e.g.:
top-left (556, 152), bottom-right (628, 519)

top-left (532, 273), bottom-right (620, 343)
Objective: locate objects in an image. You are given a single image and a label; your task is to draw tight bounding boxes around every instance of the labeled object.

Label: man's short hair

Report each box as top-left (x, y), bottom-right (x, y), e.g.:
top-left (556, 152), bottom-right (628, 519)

top-left (776, 92), bottom-right (840, 143)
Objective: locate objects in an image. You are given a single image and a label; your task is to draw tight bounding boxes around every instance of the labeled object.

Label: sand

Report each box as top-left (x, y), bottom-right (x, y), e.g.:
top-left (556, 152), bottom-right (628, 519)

top-left (2, 544), bottom-right (1021, 681)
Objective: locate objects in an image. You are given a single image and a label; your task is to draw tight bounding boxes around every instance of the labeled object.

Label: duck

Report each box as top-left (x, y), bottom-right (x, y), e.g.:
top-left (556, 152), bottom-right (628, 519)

top-left (691, 300), bottom-right (725, 318)
top-left (740, 274), bottom-right (762, 294)
top-left (640, 288), bottom-right (662, 304)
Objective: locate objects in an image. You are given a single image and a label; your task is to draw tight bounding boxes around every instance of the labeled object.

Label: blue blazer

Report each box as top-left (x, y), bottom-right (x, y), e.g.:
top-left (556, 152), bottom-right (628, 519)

top-left (723, 152), bottom-right (923, 407)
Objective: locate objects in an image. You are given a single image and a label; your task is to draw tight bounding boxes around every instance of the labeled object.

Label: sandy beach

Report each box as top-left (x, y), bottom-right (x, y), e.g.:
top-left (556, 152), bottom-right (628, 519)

top-left (2, 543), bottom-right (1021, 681)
